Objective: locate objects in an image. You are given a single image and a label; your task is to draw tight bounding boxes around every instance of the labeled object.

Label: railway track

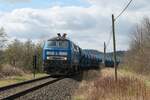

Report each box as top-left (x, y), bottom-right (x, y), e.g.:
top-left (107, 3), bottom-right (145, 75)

top-left (0, 75), bottom-right (64, 100)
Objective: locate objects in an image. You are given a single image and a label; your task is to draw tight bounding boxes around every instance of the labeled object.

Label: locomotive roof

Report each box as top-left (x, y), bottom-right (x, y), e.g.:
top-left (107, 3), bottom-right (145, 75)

top-left (47, 36), bottom-right (81, 48)
top-left (48, 37), bottom-right (69, 41)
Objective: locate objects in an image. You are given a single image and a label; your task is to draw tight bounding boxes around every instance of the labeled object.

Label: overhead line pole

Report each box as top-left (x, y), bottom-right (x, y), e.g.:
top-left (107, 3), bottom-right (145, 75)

top-left (112, 14), bottom-right (117, 81)
top-left (110, 0), bottom-right (133, 82)
top-left (104, 42), bottom-right (106, 67)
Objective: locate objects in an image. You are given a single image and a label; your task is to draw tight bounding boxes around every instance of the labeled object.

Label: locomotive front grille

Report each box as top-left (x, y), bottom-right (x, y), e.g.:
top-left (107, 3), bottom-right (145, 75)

top-left (43, 59), bottom-right (70, 74)
top-left (44, 60), bottom-right (68, 66)
top-left (46, 60), bottom-right (67, 64)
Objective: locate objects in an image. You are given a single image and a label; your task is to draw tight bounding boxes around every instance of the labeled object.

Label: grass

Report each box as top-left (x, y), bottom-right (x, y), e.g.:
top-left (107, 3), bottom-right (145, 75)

top-left (0, 64), bottom-right (48, 87)
top-left (119, 69), bottom-right (150, 87)
top-left (0, 73), bottom-right (48, 87)
top-left (73, 68), bottom-right (150, 100)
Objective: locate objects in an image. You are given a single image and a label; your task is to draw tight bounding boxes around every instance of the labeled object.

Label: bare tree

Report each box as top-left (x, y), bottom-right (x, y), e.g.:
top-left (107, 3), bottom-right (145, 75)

top-left (5, 39), bottom-right (24, 67)
top-left (0, 27), bottom-right (7, 49)
top-left (0, 27), bottom-right (7, 65)
top-left (4, 39), bottom-right (43, 72)
top-left (124, 17), bottom-right (150, 75)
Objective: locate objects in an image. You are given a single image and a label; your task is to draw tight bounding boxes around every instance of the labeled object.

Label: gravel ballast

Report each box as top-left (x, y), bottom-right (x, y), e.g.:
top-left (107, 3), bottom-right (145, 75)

top-left (16, 77), bottom-right (79, 100)
top-left (0, 78), bottom-right (55, 99)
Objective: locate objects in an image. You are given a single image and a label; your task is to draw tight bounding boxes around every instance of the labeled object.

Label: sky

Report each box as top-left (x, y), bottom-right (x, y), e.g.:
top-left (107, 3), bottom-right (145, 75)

top-left (0, 0), bottom-right (150, 52)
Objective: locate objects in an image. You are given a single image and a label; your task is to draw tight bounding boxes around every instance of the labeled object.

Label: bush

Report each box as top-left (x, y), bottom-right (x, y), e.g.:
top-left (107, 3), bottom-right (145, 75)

top-left (123, 18), bottom-right (150, 75)
top-left (4, 39), bottom-right (43, 72)
top-left (0, 64), bottom-right (25, 78)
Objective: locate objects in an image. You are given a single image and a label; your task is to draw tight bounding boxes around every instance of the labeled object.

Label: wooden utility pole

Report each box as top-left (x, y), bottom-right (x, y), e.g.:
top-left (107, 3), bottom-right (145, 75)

top-left (112, 14), bottom-right (117, 81)
top-left (104, 42), bottom-right (106, 67)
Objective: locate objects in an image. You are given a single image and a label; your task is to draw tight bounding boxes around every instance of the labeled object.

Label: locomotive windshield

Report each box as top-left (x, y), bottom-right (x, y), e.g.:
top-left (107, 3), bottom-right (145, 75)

top-left (46, 40), bottom-right (68, 48)
top-left (47, 41), bottom-right (57, 47)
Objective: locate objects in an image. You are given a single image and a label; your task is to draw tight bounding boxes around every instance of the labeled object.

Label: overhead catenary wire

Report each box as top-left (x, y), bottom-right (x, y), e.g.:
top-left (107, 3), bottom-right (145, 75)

top-left (115, 0), bottom-right (133, 21)
top-left (111, 0), bottom-right (133, 81)
top-left (105, 0), bottom-right (134, 48)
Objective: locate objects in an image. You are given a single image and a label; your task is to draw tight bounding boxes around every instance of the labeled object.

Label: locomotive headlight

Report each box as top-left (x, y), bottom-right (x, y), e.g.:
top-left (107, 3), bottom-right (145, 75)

top-left (64, 57), bottom-right (67, 60)
top-left (47, 56), bottom-right (51, 60)
top-left (59, 52), bottom-right (67, 56)
top-left (46, 51), bottom-right (55, 55)
top-left (47, 56), bottom-right (53, 60)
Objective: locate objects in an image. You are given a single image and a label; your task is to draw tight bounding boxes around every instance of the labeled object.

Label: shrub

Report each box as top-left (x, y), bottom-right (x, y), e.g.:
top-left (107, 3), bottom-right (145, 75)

top-left (123, 18), bottom-right (150, 75)
top-left (0, 64), bottom-right (25, 78)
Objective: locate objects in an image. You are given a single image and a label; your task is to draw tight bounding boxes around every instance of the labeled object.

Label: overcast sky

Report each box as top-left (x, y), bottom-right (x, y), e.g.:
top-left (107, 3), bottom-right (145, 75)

top-left (0, 0), bottom-right (149, 52)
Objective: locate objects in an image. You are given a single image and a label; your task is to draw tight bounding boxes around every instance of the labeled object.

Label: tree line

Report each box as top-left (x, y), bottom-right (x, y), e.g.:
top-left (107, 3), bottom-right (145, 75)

top-left (0, 28), bottom-right (43, 73)
top-left (123, 17), bottom-right (150, 75)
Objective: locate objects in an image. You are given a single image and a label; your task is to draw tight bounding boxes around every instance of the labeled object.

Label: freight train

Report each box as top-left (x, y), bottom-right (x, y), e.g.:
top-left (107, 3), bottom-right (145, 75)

top-left (104, 60), bottom-right (120, 67)
top-left (42, 33), bottom-right (102, 75)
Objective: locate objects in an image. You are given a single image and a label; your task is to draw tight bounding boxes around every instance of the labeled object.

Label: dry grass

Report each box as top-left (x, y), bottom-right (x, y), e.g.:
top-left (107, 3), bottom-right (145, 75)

top-left (73, 68), bottom-right (150, 100)
top-left (0, 64), bottom-right (25, 79)
top-left (81, 70), bottom-right (100, 81)
top-left (0, 64), bottom-right (48, 87)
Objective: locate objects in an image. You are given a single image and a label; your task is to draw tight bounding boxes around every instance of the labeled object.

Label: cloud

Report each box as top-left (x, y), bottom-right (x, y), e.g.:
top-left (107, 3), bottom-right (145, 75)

top-left (0, 0), bottom-right (150, 51)
top-left (0, 0), bottom-right (31, 3)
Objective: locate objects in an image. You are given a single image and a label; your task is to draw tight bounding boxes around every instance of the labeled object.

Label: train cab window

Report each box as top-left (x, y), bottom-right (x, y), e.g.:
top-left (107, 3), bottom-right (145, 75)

top-left (73, 45), bottom-right (76, 51)
top-left (76, 47), bottom-right (80, 52)
top-left (73, 45), bottom-right (79, 52)
top-left (46, 40), bottom-right (68, 48)
top-left (47, 41), bottom-right (57, 47)
top-left (58, 41), bottom-right (68, 48)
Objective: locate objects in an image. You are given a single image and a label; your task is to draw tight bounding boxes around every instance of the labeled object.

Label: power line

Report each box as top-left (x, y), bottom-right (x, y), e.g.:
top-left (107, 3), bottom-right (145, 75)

top-left (115, 0), bottom-right (133, 21)
top-left (105, 0), bottom-right (134, 50)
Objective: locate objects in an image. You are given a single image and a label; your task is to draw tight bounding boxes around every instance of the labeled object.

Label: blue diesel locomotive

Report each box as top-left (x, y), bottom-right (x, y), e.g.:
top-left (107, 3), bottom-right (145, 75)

top-left (42, 33), bottom-right (102, 75)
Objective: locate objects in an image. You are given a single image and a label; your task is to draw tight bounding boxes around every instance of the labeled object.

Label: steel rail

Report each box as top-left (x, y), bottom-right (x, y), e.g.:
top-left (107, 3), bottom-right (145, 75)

top-left (2, 77), bottom-right (64, 100)
top-left (0, 75), bottom-right (54, 91)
